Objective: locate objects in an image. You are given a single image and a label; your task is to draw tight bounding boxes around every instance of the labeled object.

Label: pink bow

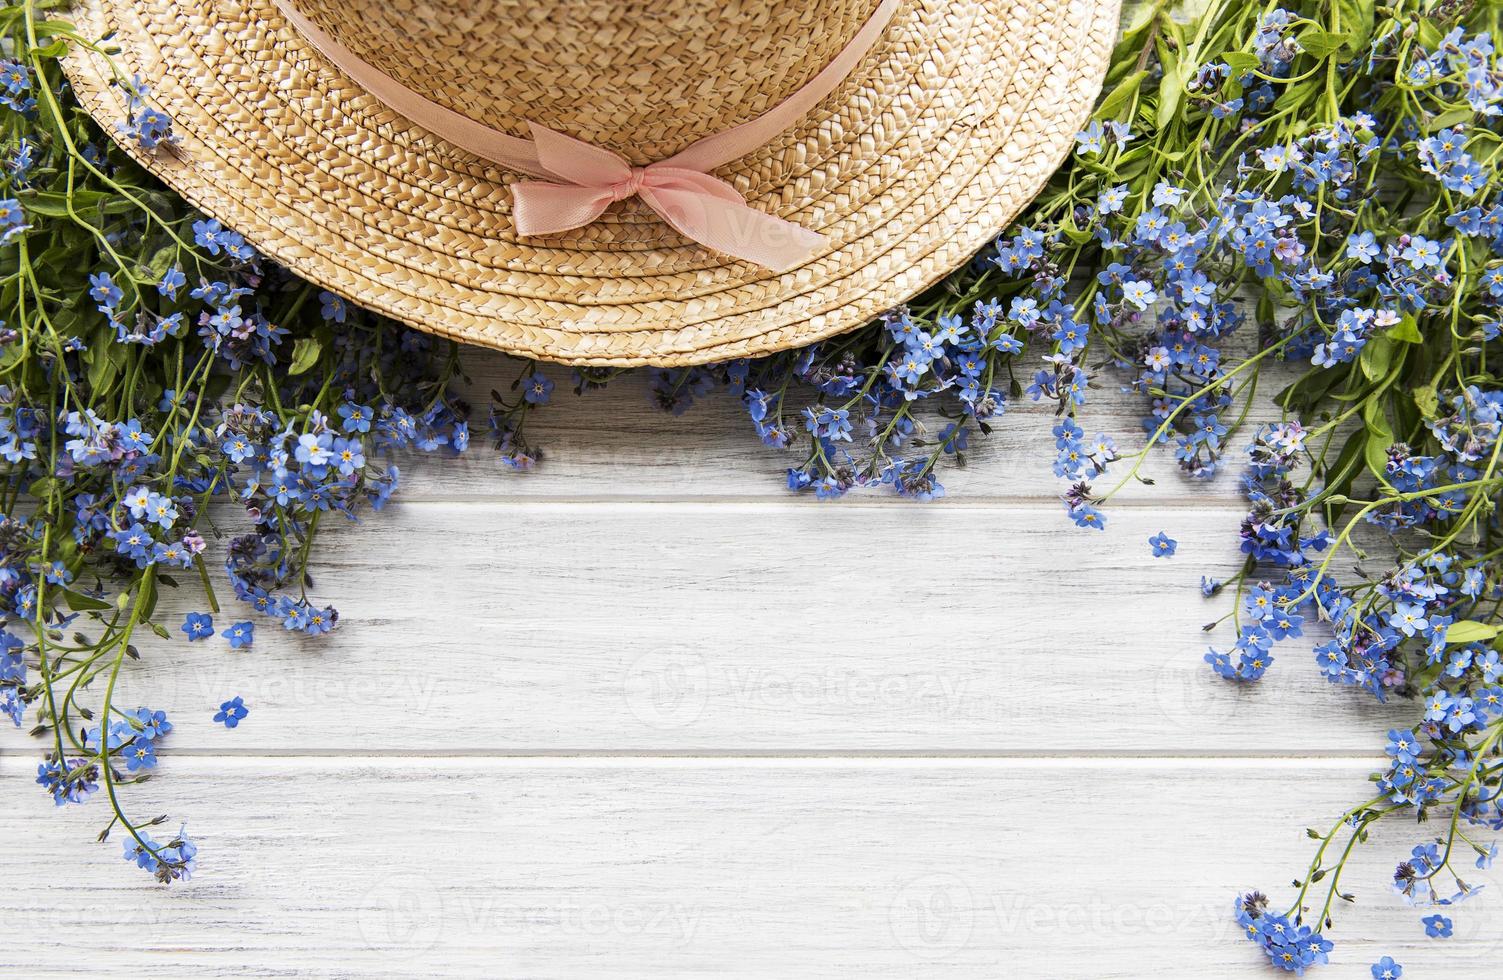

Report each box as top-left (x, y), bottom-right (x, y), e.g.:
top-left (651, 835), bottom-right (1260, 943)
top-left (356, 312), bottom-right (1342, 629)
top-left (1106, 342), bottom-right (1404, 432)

top-left (273, 0), bottom-right (901, 272)
top-left (511, 124), bottom-right (825, 273)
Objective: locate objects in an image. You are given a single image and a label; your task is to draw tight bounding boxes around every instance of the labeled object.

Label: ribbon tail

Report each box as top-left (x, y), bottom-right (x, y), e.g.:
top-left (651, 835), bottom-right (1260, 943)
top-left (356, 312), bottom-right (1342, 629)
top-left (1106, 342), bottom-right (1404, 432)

top-left (641, 186), bottom-right (825, 272)
top-left (512, 181), bottom-right (614, 236)
top-left (528, 123), bottom-right (633, 185)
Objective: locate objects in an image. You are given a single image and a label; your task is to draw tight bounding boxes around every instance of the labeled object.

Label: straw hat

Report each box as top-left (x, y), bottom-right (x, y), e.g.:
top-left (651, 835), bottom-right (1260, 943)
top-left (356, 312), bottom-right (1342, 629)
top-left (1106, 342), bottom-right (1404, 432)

top-left (65, 0), bottom-right (1121, 366)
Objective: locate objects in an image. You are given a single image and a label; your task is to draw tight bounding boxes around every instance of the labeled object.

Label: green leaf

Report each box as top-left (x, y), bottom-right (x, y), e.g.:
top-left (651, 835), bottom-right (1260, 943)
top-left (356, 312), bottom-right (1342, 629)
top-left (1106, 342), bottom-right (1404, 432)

top-left (1297, 28), bottom-right (1351, 60)
top-left (139, 576), bottom-right (159, 622)
top-left (1275, 362), bottom-right (1345, 413)
top-left (1388, 314), bottom-right (1423, 344)
top-left (1412, 384), bottom-right (1440, 421)
top-left (1358, 333), bottom-right (1394, 382)
top-left (287, 336), bottom-right (323, 376)
top-left (1335, 0), bottom-right (1376, 55)
top-left (1362, 397), bottom-right (1391, 439)
top-left (61, 589), bottom-right (110, 612)
top-left (85, 328), bottom-right (129, 392)
top-left (1097, 69), bottom-right (1147, 122)
top-left (1427, 107), bottom-right (1474, 133)
top-left (143, 245), bottom-right (177, 281)
top-left (1446, 621), bottom-right (1500, 645)
top-left (18, 189), bottom-right (133, 217)
top-left (1414, 17), bottom-right (1444, 51)
top-left (1321, 430), bottom-right (1368, 527)
top-left (1363, 433), bottom-right (1391, 483)
top-left (1059, 214), bottom-right (1094, 244)
top-left (1362, 397), bottom-right (1393, 483)
top-left (31, 38), bottom-right (67, 59)
top-left (1222, 52), bottom-right (1261, 72)
top-left (1155, 44), bottom-right (1184, 130)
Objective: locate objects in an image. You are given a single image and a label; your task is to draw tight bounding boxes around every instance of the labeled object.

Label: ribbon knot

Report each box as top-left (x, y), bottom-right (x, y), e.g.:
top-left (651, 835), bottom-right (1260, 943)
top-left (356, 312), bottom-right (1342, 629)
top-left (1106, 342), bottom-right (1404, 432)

top-left (510, 123), bottom-right (826, 273)
top-left (272, 0), bottom-right (901, 272)
top-left (610, 167), bottom-right (648, 202)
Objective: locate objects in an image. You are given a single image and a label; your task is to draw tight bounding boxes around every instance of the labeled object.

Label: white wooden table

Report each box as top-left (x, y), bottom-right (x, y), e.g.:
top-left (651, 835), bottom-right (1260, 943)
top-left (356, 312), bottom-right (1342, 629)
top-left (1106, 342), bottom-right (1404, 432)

top-left (3, 352), bottom-right (1496, 977)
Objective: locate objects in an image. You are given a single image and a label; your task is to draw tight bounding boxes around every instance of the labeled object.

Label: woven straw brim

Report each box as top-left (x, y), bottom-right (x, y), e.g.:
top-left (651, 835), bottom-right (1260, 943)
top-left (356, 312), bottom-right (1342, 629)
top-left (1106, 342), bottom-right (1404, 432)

top-left (65, 0), bottom-right (1121, 366)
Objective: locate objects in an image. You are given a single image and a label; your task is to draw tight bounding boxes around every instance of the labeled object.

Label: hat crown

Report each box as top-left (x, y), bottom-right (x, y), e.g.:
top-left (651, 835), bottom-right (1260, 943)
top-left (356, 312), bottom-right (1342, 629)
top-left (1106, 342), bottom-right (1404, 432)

top-left (291, 0), bottom-right (882, 165)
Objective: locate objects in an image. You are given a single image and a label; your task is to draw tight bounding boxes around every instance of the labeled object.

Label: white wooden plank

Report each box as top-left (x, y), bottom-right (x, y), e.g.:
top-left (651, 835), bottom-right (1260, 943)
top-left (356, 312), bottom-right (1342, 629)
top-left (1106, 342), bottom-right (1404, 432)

top-left (2, 757), bottom-right (1493, 978)
top-left (52, 501), bottom-right (1408, 754)
top-left (393, 354), bottom-right (1298, 503)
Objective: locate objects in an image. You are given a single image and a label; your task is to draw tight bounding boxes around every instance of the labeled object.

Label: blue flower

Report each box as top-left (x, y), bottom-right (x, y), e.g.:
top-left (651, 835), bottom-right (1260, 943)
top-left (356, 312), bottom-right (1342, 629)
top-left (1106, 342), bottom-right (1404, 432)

top-left (339, 402), bottom-right (374, 433)
top-left (319, 290), bottom-right (348, 322)
top-left (213, 696), bottom-right (249, 729)
top-left (152, 540), bottom-right (193, 568)
top-left (1385, 729), bottom-right (1421, 764)
top-left (1067, 502), bottom-right (1106, 530)
top-left (0, 59), bottom-right (30, 95)
top-left (1346, 231), bottom-right (1380, 263)
top-left (158, 266), bottom-right (186, 298)
top-left (1401, 235), bottom-right (1443, 268)
top-left (330, 437), bottom-right (365, 475)
top-left (87, 271), bottom-right (123, 311)
top-left (1389, 602), bottom-right (1429, 637)
top-left (0, 197), bottom-right (27, 243)
top-left (143, 491), bottom-right (179, 529)
top-left (124, 739), bottom-right (158, 772)
top-left (889, 350), bottom-right (931, 387)
top-left (224, 621), bottom-right (254, 649)
top-left (181, 611), bottom-right (214, 641)
top-left (36, 757), bottom-right (97, 805)
top-left (192, 218), bottom-right (226, 254)
top-left (121, 823), bottom-right (197, 881)
top-left (1371, 956), bottom-right (1402, 979)
top-left (1098, 184), bottom-right (1128, 214)
top-left (1421, 913), bottom-right (1452, 938)
top-left (1122, 279), bottom-right (1157, 309)
top-left (813, 475), bottom-right (847, 500)
top-left (125, 106), bottom-right (175, 149)
top-left (1264, 608), bottom-right (1303, 641)
top-left (802, 405), bottom-right (852, 441)
top-left (523, 372), bottom-right (554, 405)
top-left (932, 312), bottom-right (966, 346)
top-left (1148, 531), bottom-right (1177, 557)
top-left (992, 332), bottom-right (1023, 355)
top-left (303, 606), bottom-right (338, 635)
top-left (1073, 121), bottom-right (1104, 155)
top-left (1236, 892), bottom-right (1332, 972)
top-left (111, 522), bottom-right (155, 562)
top-left (1476, 842), bottom-right (1498, 870)
top-left (295, 431), bottom-right (333, 468)
top-left (132, 707), bottom-right (173, 741)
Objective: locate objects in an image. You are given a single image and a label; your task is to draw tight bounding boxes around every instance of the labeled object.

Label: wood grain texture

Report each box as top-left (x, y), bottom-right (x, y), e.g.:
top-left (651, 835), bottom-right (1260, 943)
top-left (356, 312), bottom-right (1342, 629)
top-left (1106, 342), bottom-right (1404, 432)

top-left (392, 355), bottom-right (1291, 503)
top-left (2, 349), bottom-right (1475, 977)
top-left (3, 758), bottom-right (1496, 979)
top-left (98, 501), bottom-right (1409, 754)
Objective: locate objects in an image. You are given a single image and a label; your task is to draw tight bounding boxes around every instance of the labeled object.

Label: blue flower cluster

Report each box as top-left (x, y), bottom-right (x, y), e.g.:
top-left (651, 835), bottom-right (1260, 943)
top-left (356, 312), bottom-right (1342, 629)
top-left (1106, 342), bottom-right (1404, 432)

top-left (720, 296), bottom-right (1016, 499)
top-left (0, 68), bottom-right (470, 880)
top-left (122, 823), bottom-right (197, 883)
top-left (0, 58), bottom-right (34, 115)
top-left (118, 76), bottom-right (177, 151)
top-left (31, 695), bottom-right (181, 879)
top-left (1236, 892), bottom-right (1333, 974)
top-left (1141, 14), bottom-right (1503, 964)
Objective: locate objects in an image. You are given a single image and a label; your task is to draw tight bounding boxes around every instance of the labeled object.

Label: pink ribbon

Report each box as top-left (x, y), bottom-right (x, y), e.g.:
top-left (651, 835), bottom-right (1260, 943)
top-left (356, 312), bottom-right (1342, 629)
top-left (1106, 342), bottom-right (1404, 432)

top-left (272, 0), bottom-right (900, 272)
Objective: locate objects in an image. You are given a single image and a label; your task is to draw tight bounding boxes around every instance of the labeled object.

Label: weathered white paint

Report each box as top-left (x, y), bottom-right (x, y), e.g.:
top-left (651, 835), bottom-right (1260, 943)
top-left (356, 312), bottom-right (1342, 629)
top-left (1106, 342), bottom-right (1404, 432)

top-left (0, 357), bottom-right (1480, 977)
top-left (3, 759), bottom-right (1495, 977)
